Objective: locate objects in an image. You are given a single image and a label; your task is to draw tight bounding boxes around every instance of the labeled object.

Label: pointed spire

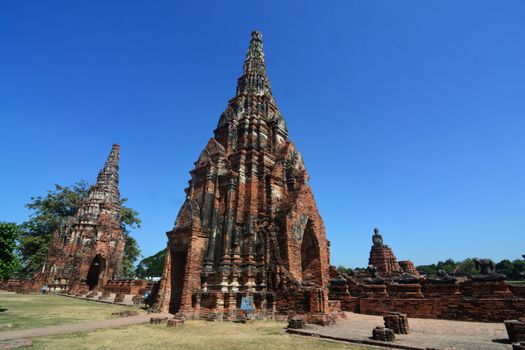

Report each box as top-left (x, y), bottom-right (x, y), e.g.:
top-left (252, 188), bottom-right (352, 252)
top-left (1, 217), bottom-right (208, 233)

top-left (94, 144), bottom-right (120, 204)
top-left (104, 144), bottom-right (120, 172)
top-left (236, 30), bottom-right (272, 97)
top-left (243, 31), bottom-right (266, 75)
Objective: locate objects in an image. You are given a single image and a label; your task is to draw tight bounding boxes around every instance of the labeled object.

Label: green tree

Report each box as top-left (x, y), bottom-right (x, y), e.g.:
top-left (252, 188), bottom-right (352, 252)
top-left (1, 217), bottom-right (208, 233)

top-left (18, 182), bottom-right (141, 278)
top-left (18, 182), bottom-right (90, 276)
top-left (495, 259), bottom-right (514, 279)
top-left (336, 265), bottom-right (353, 275)
top-left (513, 259), bottom-right (525, 280)
top-left (436, 258), bottom-right (458, 273)
top-left (120, 200), bottom-right (142, 278)
top-left (0, 222), bottom-right (21, 280)
top-left (456, 258), bottom-right (477, 276)
top-left (135, 249), bottom-right (166, 278)
top-left (416, 264), bottom-right (437, 276)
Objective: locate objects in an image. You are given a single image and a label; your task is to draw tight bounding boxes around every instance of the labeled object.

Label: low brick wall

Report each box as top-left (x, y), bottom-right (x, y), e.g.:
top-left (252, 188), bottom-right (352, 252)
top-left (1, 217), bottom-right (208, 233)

top-left (359, 297), bottom-right (525, 322)
top-left (330, 280), bottom-right (525, 322)
top-left (102, 279), bottom-right (153, 295)
top-left (0, 279), bottom-right (39, 293)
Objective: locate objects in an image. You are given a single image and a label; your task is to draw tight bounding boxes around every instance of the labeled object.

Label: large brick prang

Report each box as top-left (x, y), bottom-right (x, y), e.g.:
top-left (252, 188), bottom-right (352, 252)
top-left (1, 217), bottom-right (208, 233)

top-left (156, 31), bottom-right (330, 321)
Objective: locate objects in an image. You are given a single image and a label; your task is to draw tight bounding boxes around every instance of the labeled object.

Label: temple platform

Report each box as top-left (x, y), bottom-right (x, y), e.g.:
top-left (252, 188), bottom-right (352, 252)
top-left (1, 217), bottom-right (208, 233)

top-left (287, 312), bottom-right (511, 350)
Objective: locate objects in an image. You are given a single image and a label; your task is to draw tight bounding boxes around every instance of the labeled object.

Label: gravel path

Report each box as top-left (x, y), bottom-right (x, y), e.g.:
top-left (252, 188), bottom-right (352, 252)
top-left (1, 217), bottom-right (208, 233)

top-left (0, 314), bottom-right (170, 341)
top-left (292, 312), bottom-right (511, 350)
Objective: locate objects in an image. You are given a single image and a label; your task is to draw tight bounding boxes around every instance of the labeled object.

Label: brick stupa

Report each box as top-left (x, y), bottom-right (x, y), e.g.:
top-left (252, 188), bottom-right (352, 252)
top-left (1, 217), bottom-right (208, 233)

top-left (155, 31), bottom-right (331, 322)
top-left (368, 228), bottom-right (402, 276)
top-left (36, 144), bottom-right (125, 293)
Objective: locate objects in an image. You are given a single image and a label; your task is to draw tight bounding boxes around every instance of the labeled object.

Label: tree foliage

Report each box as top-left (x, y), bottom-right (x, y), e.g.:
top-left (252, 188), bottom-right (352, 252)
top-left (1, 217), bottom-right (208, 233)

top-left (0, 222), bottom-right (21, 280)
top-left (16, 182), bottom-right (141, 278)
top-left (337, 257), bottom-right (525, 281)
top-left (120, 199), bottom-right (142, 278)
top-left (18, 182), bottom-right (90, 276)
top-left (417, 257), bottom-right (524, 279)
top-left (135, 249), bottom-right (166, 278)
top-left (336, 265), bottom-right (353, 275)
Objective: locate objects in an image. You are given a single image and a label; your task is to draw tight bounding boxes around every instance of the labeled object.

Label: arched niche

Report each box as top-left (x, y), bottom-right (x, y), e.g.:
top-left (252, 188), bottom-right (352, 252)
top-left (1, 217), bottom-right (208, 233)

top-left (86, 253), bottom-right (106, 291)
top-left (301, 220), bottom-right (322, 285)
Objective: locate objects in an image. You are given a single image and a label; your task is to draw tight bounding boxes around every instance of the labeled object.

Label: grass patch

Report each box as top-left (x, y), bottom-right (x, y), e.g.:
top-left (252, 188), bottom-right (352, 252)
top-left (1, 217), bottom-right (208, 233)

top-left (32, 321), bottom-right (373, 350)
top-left (508, 280), bottom-right (525, 285)
top-left (0, 292), bottom-right (143, 331)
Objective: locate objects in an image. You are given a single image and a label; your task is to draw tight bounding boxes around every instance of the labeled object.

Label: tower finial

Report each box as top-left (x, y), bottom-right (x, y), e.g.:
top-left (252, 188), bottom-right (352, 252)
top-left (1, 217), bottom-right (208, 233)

top-left (236, 30), bottom-right (272, 96)
top-left (95, 144), bottom-right (120, 200)
top-left (243, 30), bottom-right (265, 74)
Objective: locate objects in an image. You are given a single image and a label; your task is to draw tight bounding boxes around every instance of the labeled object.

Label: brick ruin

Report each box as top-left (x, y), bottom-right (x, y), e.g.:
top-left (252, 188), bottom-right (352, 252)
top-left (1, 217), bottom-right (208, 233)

top-left (1, 30), bottom-right (522, 329)
top-left (367, 228), bottom-right (420, 278)
top-left (368, 228), bottom-right (401, 276)
top-left (34, 144), bottom-right (126, 293)
top-left (154, 31), bottom-right (331, 324)
top-left (329, 229), bottom-right (525, 322)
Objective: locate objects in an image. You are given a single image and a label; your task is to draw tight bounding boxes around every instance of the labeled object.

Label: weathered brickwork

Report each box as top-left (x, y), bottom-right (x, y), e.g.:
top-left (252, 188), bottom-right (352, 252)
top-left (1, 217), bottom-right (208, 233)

top-left (372, 327), bottom-right (395, 341)
top-left (34, 145), bottom-right (125, 293)
top-left (359, 294), bottom-right (525, 322)
top-left (398, 261), bottom-right (420, 277)
top-left (368, 229), bottom-right (401, 276)
top-left (329, 230), bottom-right (525, 322)
top-left (0, 278), bottom-right (37, 293)
top-left (102, 279), bottom-right (154, 295)
top-left (384, 312), bottom-right (409, 334)
top-left (155, 31), bottom-right (330, 323)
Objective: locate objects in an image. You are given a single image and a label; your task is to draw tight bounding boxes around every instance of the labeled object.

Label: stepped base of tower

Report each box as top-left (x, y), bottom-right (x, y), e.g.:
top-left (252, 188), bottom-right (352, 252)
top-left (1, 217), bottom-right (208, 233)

top-left (155, 286), bottom-right (334, 325)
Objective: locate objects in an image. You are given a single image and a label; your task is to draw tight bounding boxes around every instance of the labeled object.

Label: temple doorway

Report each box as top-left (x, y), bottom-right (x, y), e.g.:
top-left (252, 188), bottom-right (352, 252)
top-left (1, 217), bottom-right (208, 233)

top-left (169, 249), bottom-right (188, 314)
top-left (301, 220), bottom-right (322, 285)
top-left (86, 254), bottom-right (105, 290)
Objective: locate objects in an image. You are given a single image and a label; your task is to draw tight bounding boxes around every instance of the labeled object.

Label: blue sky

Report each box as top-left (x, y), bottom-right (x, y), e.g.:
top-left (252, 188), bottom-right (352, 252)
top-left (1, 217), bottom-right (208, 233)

top-left (1, 1), bottom-right (524, 267)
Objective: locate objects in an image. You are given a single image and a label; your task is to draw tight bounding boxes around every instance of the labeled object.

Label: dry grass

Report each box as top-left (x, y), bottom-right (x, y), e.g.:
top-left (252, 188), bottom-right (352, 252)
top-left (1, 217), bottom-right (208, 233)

top-left (32, 321), bottom-right (374, 350)
top-left (0, 292), bottom-right (143, 331)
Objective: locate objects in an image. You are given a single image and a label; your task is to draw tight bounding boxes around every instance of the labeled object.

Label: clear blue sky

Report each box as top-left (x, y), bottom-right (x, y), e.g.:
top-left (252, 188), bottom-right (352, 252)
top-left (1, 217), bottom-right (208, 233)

top-left (1, 1), bottom-right (524, 268)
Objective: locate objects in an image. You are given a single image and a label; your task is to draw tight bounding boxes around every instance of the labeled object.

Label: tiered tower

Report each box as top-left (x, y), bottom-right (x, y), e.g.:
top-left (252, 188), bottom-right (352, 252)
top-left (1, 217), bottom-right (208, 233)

top-left (156, 31), bottom-right (330, 321)
top-left (37, 144), bottom-right (125, 292)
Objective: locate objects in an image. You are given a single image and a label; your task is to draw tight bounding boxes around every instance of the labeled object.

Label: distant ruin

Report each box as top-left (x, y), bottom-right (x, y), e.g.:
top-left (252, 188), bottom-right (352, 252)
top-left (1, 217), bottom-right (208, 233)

top-left (34, 144), bottom-right (126, 293)
top-left (328, 229), bottom-right (525, 322)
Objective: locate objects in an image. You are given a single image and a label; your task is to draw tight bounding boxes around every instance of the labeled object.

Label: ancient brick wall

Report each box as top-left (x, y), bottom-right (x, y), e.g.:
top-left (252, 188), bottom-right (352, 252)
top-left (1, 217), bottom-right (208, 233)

top-left (359, 296), bottom-right (525, 322)
top-left (330, 280), bottom-right (525, 322)
top-left (102, 280), bottom-right (153, 295)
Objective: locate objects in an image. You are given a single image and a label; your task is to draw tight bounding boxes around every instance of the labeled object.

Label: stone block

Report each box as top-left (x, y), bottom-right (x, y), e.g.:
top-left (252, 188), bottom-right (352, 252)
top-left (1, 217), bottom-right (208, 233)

top-left (111, 310), bottom-right (139, 318)
top-left (114, 292), bottom-right (125, 303)
top-left (98, 290), bottom-right (111, 301)
top-left (167, 319), bottom-right (184, 327)
top-left (372, 326), bottom-right (395, 341)
top-left (384, 312), bottom-right (409, 334)
top-left (506, 319), bottom-right (525, 342)
top-left (150, 317), bottom-right (168, 324)
top-left (513, 342), bottom-right (525, 350)
top-left (132, 294), bottom-right (144, 305)
top-left (287, 316), bottom-right (306, 329)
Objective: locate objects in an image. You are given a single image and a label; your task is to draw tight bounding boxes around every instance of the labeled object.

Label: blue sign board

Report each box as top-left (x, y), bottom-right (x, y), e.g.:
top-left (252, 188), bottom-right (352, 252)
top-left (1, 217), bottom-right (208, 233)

top-left (240, 296), bottom-right (254, 311)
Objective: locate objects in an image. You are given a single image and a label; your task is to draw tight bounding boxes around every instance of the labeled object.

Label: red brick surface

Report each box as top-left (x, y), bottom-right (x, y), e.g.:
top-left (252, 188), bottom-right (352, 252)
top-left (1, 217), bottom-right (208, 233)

top-left (154, 32), bottom-right (330, 322)
top-left (33, 145), bottom-right (126, 293)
